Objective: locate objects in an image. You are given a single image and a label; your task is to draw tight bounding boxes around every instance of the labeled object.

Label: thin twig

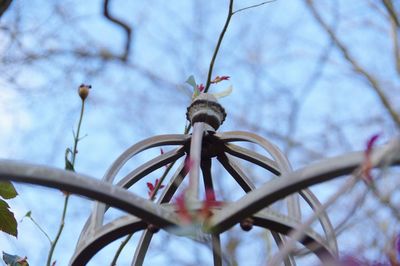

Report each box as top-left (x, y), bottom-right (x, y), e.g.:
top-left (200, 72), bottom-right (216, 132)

top-left (27, 216), bottom-right (52, 244)
top-left (382, 0), bottom-right (400, 28)
top-left (305, 0), bottom-right (400, 128)
top-left (232, 0), bottom-right (276, 15)
top-left (389, 11), bottom-right (400, 75)
top-left (204, 0), bottom-right (234, 93)
top-left (110, 233), bottom-right (133, 266)
top-left (103, 0), bottom-right (132, 61)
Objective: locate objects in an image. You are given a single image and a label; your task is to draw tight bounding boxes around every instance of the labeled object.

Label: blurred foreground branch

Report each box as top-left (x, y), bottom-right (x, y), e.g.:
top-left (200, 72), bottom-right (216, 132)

top-left (0, 0), bottom-right (12, 18)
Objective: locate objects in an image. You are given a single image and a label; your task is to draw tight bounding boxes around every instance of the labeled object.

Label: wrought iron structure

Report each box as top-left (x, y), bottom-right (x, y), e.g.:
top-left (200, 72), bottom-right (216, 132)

top-left (0, 94), bottom-right (398, 265)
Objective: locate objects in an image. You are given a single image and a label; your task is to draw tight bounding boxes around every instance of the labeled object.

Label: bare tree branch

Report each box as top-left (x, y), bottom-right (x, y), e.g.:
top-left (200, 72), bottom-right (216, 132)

top-left (232, 0), bottom-right (277, 15)
top-left (305, 0), bottom-right (400, 128)
top-left (388, 6), bottom-right (400, 74)
top-left (103, 0), bottom-right (132, 61)
top-left (0, 0), bottom-right (12, 19)
top-left (382, 0), bottom-right (400, 28)
top-left (205, 0), bottom-right (234, 93)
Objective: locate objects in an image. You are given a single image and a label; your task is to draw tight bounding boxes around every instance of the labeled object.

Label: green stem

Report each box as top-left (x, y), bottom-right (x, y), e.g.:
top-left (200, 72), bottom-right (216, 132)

top-left (28, 216), bottom-right (52, 244)
top-left (46, 195), bottom-right (69, 266)
top-left (46, 99), bottom-right (86, 266)
top-left (72, 100), bottom-right (85, 165)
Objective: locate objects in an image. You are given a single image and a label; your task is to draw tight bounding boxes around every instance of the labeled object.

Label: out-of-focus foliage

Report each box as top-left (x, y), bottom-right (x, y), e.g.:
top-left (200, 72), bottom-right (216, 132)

top-left (0, 182), bottom-right (18, 237)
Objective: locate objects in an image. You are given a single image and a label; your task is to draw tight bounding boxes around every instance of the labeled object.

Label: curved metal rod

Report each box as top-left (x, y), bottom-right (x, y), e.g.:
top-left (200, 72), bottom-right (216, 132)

top-left (253, 210), bottom-right (335, 261)
top-left (217, 131), bottom-right (302, 220)
top-left (91, 134), bottom-right (190, 234)
top-left (224, 142), bottom-right (280, 175)
top-left (299, 189), bottom-right (338, 255)
top-left (218, 131), bottom-right (336, 250)
top-left (71, 205), bottom-right (333, 265)
top-left (70, 215), bottom-right (146, 265)
top-left (217, 153), bottom-right (295, 266)
top-left (78, 147), bottom-right (186, 244)
top-left (222, 142), bottom-right (337, 254)
top-left (116, 147), bottom-right (185, 188)
top-left (217, 153), bottom-right (255, 192)
top-left (271, 232), bottom-right (297, 266)
top-left (0, 160), bottom-right (180, 227)
top-left (131, 160), bottom-right (188, 266)
top-left (208, 146), bottom-right (400, 233)
top-left (217, 131), bottom-right (291, 173)
top-left (76, 148), bottom-right (186, 251)
top-left (103, 134), bottom-right (190, 183)
top-left (74, 161), bottom-right (188, 265)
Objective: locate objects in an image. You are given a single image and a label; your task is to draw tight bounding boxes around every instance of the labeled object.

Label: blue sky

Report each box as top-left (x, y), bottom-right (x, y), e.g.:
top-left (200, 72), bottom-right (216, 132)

top-left (0, 0), bottom-right (399, 265)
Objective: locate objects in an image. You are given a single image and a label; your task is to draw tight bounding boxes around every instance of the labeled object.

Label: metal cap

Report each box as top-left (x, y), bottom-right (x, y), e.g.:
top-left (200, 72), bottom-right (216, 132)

top-left (186, 93), bottom-right (226, 130)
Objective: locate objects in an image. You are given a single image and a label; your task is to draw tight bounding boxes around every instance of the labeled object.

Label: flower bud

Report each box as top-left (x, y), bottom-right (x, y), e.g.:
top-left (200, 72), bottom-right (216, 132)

top-left (78, 84), bottom-right (92, 100)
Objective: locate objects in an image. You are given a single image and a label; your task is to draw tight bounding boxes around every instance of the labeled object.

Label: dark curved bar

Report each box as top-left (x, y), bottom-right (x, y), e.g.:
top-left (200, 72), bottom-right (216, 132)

top-left (218, 131), bottom-right (337, 251)
top-left (103, 134), bottom-right (190, 183)
top-left (253, 210), bottom-right (335, 261)
top-left (299, 189), bottom-right (338, 255)
top-left (0, 160), bottom-right (179, 228)
top-left (217, 131), bottom-right (291, 172)
top-left (92, 134), bottom-right (189, 233)
top-left (270, 232), bottom-right (296, 266)
top-left (224, 143), bottom-right (280, 175)
top-left (217, 131), bottom-right (302, 221)
top-left (208, 146), bottom-right (400, 233)
top-left (71, 206), bottom-right (333, 265)
top-left (131, 161), bottom-right (188, 266)
top-left (217, 153), bottom-right (255, 192)
top-left (216, 153), bottom-right (295, 266)
top-left (75, 161), bottom-right (188, 266)
top-left (70, 216), bottom-right (146, 265)
top-left (116, 147), bottom-right (186, 188)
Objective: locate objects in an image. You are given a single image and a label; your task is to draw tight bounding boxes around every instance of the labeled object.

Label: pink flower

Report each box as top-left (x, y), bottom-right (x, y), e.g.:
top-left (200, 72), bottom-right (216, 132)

top-left (174, 190), bottom-right (192, 223)
top-left (211, 75), bottom-right (230, 84)
top-left (174, 188), bottom-right (221, 223)
top-left (199, 189), bottom-right (221, 219)
top-left (361, 133), bottom-right (381, 184)
top-left (197, 84), bottom-right (205, 92)
top-left (366, 134), bottom-right (381, 156)
top-left (147, 178), bottom-right (165, 198)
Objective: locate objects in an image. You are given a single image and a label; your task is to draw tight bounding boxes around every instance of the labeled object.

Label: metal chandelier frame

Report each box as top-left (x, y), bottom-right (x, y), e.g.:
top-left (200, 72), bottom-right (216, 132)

top-left (0, 94), bottom-right (398, 265)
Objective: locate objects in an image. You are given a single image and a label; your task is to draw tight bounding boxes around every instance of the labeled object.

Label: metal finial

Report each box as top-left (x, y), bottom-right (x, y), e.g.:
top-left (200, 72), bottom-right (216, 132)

top-left (186, 93), bottom-right (227, 130)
